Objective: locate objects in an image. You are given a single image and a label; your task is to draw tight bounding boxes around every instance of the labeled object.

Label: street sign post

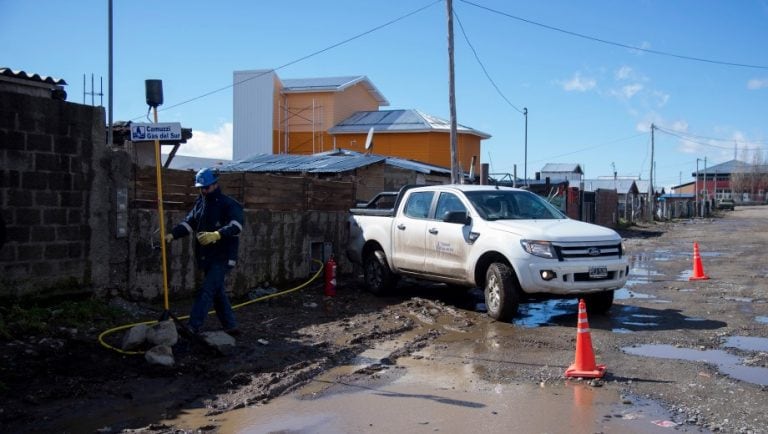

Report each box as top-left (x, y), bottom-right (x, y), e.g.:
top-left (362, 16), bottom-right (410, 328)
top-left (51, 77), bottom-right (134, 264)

top-left (130, 122), bottom-right (182, 141)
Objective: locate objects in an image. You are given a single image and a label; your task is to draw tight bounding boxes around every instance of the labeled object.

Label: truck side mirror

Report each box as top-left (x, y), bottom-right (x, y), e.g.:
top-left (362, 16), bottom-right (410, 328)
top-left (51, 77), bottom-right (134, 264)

top-left (444, 211), bottom-right (471, 225)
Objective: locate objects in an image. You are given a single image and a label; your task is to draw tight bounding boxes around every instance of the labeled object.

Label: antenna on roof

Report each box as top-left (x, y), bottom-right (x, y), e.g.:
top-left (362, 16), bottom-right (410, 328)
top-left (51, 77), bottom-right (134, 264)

top-left (364, 127), bottom-right (374, 155)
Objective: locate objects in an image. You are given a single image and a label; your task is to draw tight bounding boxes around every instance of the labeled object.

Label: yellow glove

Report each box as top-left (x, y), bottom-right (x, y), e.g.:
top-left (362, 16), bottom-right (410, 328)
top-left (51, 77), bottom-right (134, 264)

top-left (197, 231), bottom-right (221, 246)
top-left (164, 234), bottom-right (174, 243)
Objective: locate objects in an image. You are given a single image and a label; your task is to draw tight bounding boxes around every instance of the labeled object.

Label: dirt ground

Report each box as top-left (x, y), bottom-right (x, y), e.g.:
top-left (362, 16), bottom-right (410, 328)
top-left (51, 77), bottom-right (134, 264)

top-left (1, 206), bottom-right (767, 433)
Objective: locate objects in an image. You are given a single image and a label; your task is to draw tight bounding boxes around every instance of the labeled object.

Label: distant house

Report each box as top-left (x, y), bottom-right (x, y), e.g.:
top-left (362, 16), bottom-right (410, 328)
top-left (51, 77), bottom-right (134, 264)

top-left (692, 159), bottom-right (768, 203)
top-left (658, 193), bottom-right (695, 219)
top-left (582, 179), bottom-right (639, 222)
top-left (537, 163), bottom-right (583, 183)
top-left (233, 70), bottom-right (489, 176)
top-left (219, 149), bottom-right (451, 202)
top-left (671, 181), bottom-right (695, 194)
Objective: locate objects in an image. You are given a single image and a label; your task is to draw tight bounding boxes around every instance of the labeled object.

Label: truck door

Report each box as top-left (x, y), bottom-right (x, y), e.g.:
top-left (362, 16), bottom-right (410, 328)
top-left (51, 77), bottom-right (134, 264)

top-left (392, 191), bottom-right (434, 273)
top-left (425, 192), bottom-right (471, 278)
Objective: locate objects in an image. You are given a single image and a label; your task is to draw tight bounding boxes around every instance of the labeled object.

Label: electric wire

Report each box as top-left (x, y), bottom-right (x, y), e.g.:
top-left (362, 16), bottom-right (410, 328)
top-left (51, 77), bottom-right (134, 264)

top-left (655, 127), bottom-right (767, 151)
top-left (526, 132), bottom-right (646, 165)
top-left (453, 10), bottom-right (524, 114)
top-left (98, 260), bottom-right (324, 355)
top-left (459, 0), bottom-right (768, 70)
top-left (130, 1), bottom-right (441, 121)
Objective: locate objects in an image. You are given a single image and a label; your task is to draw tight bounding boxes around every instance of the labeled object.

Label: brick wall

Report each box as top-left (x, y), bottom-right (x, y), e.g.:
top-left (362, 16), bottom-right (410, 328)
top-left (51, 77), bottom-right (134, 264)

top-left (0, 91), bottom-right (107, 297)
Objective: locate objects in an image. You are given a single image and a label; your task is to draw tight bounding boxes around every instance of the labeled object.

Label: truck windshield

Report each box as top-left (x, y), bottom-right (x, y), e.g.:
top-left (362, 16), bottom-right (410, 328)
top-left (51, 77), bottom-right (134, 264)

top-left (465, 190), bottom-right (566, 221)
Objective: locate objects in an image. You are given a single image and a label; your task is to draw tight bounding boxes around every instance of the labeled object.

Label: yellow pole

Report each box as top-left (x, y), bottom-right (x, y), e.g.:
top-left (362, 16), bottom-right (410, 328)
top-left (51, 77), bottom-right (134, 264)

top-left (153, 107), bottom-right (170, 311)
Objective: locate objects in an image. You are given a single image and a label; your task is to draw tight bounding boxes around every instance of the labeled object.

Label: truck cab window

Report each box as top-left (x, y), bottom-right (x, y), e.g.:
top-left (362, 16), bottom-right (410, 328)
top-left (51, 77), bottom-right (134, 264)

top-left (436, 192), bottom-right (467, 221)
top-left (404, 191), bottom-right (434, 219)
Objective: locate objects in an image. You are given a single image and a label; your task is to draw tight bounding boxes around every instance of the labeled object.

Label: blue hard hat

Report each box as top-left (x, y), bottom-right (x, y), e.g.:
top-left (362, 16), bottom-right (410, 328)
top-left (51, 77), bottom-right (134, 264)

top-left (194, 168), bottom-right (219, 187)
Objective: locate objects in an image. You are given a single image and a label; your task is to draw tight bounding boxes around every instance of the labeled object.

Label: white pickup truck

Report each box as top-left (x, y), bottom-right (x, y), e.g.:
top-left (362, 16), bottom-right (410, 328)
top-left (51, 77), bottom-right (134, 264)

top-left (347, 184), bottom-right (629, 320)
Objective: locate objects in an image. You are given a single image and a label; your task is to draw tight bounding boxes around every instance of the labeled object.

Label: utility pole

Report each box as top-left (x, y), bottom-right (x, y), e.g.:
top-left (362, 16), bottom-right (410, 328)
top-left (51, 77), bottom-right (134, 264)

top-left (107, 0), bottom-right (113, 146)
top-left (523, 107), bottom-right (528, 186)
top-left (701, 156), bottom-right (707, 217)
top-left (446, 0), bottom-right (459, 184)
top-left (695, 158), bottom-right (700, 217)
top-left (648, 124), bottom-right (655, 221)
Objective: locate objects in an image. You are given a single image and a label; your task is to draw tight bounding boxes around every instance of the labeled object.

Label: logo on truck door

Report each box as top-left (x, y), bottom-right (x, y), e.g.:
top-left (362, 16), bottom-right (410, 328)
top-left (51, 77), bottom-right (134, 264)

top-left (435, 241), bottom-right (455, 253)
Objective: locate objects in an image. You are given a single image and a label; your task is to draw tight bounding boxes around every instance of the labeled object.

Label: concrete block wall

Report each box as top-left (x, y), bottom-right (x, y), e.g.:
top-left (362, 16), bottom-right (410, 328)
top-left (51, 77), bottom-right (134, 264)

top-left (0, 91), bottom-right (108, 297)
top-left (125, 208), bottom-right (350, 301)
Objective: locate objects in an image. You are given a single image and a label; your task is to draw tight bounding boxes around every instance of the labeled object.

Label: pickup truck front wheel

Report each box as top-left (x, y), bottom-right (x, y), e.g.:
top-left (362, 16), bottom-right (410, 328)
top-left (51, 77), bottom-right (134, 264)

top-left (484, 263), bottom-right (520, 321)
top-left (582, 290), bottom-right (614, 314)
top-left (363, 249), bottom-right (398, 295)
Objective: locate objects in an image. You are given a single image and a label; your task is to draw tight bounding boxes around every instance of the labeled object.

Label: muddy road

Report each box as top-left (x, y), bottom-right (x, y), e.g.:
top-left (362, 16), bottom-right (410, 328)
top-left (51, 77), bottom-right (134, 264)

top-left (2, 207), bottom-right (767, 433)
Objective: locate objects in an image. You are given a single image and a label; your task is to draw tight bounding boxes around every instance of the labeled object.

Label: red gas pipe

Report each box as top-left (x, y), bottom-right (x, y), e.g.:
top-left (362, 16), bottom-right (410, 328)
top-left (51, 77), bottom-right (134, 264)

top-left (324, 255), bottom-right (337, 296)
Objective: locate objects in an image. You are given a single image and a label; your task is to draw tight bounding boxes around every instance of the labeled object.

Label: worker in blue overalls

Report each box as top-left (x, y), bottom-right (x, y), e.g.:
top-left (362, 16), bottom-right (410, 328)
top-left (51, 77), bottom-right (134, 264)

top-left (166, 167), bottom-right (244, 335)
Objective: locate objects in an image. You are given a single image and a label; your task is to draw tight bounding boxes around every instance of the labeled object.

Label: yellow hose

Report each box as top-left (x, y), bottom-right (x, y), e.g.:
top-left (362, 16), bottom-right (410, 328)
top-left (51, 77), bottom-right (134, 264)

top-left (98, 259), bottom-right (325, 355)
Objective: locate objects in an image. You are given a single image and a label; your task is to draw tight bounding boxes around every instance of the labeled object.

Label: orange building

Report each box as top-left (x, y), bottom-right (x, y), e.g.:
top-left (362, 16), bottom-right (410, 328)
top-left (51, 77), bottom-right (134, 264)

top-left (233, 71), bottom-right (489, 175)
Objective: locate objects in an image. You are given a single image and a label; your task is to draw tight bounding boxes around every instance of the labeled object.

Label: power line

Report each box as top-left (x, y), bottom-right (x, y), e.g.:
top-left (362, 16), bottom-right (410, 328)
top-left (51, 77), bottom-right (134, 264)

top-left (131, 0), bottom-right (442, 121)
top-left (459, 0), bottom-right (768, 70)
top-left (655, 127), bottom-right (767, 151)
top-left (654, 126), bottom-right (768, 146)
top-left (525, 132), bottom-right (646, 164)
top-left (453, 10), bottom-right (524, 114)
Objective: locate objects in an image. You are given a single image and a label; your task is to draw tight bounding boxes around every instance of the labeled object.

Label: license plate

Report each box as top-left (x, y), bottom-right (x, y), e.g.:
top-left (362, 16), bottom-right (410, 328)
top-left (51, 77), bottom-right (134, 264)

top-left (589, 266), bottom-right (608, 279)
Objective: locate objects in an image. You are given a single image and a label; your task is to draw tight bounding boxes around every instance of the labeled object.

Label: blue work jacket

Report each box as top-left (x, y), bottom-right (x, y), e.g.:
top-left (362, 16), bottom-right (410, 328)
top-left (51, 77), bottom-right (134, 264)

top-left (170, 188), bottom-right (244, 269)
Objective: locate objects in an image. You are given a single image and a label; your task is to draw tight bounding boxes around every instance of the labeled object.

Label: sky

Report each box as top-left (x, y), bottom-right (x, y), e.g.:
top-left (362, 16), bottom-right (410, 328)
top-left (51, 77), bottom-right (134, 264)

top-left (2, 0), bottom-right (767, 190)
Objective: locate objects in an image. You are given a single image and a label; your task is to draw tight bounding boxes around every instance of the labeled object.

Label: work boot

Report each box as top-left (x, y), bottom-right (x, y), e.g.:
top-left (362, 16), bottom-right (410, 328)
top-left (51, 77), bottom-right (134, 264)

top-left (224, 327), bottom-right (241, 337)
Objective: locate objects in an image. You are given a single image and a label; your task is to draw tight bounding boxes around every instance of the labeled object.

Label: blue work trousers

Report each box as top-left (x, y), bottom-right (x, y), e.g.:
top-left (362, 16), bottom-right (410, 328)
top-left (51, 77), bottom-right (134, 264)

top-left (189, 261), bottom-right (237, 333)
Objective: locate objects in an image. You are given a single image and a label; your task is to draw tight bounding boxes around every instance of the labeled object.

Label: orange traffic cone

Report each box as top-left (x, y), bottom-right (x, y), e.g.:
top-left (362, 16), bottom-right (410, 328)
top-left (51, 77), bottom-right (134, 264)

top-left (689, 241), bottom-right (710, 281)
top-left (565, 299), bottom-right (606, 379)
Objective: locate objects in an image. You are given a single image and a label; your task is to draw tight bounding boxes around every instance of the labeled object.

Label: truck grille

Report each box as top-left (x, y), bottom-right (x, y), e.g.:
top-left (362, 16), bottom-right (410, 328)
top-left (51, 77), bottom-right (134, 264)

top-left (552, 242), bottom-right (622, 262)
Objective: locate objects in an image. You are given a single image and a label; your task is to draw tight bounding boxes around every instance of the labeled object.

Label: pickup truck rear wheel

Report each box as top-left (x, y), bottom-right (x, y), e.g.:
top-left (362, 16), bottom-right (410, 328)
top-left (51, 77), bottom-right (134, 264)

top-left (484, 263), bottom-right (520, 321)
top-left (363, 249), bottom-right (398, 295)
top-left (583, 290), bottom-right (614, 314)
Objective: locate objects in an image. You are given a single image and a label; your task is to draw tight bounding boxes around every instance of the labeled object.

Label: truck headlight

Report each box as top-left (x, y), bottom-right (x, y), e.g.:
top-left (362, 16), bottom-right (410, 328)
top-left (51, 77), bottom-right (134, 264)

top-left (520, 240), bottom-right (556, 259)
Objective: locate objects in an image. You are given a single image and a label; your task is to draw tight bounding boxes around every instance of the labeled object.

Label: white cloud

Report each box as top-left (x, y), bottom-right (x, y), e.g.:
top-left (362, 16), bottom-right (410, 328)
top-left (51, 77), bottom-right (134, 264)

top-left (615, 66), bottom-right (633, 80)
top-left (747, 78), bottom-right (768, 90)
top-left (560, 73), bottom-right (596, 92)
top-left (621, 83), bottom-right (643, 99)
top-left (630, 41), bottom-right (652, 56)
top-left (653, 91), bottom-right (670, 107)
top-left (180, 122), bottom-right (233, 159)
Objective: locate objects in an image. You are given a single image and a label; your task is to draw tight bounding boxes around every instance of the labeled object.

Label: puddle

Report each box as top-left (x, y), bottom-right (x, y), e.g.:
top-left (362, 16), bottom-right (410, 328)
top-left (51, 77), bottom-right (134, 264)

top-left (172, 351), bottom-right (684, 434)
top-left (756, 316), bottom-right (768, 324)
top-left (722, 296), bottom-right (754, 303)
top-left (626, 254), bottom-right (665, 285)
top-left (623, 344), bottom-right (768, 386)
top-left (513, 299), bottom-right (575, 328)
top-left (468, 289), bottom-right (577, 328)
top-left (615, 287), bottom-right (656, 300)
top-left (699, 251), bottom-right (724, 258)
top-left (724, 336), bottom-right (768, 352)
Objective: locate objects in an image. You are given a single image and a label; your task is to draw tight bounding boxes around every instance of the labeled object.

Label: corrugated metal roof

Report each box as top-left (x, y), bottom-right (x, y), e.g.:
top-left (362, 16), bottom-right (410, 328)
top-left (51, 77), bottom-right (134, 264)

top-left (691, 159), bottom-right (768, 175)
top-left (582, 179), bottom-right (638, 194)
top-left (0, 68), bottom-right (67, 85)
top-left (540, 163), bottom-right (583, 174)
top-left (328, 109), bottom-right (491, 139)
top-left (659, 193), bottom-right (694, 200)
top-left (217, 149), bottom-right (450, 175)
top-left (281, 75), bottom-right (389, 106)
